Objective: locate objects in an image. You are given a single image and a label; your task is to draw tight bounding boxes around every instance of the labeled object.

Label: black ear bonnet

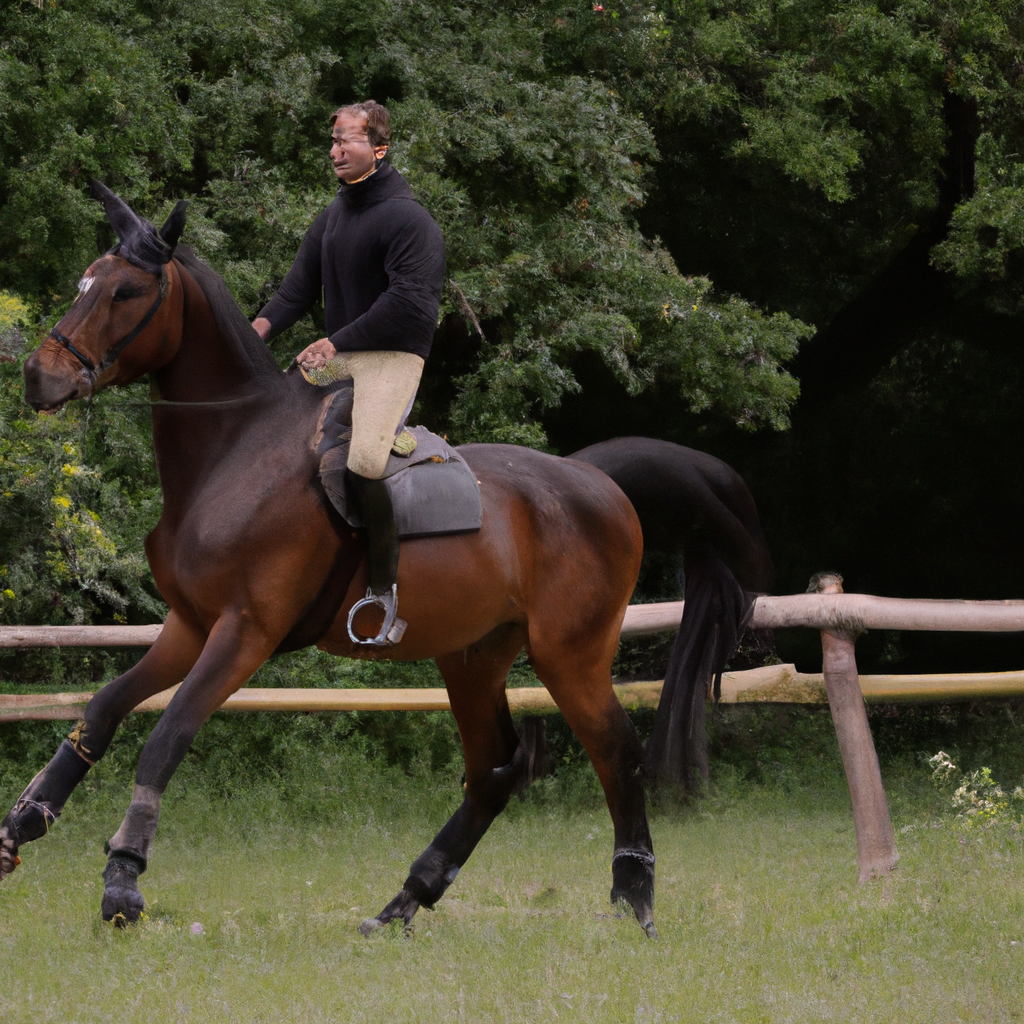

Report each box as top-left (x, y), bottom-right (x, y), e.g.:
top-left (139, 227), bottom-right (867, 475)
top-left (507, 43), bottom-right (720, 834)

top-left (90, 179), bottom-right (188, 274)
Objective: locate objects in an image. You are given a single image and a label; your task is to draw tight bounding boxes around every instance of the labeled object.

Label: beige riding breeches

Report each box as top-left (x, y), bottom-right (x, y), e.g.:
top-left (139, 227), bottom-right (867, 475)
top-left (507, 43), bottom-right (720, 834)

top-left (325, 350), bottom-right (425, 479)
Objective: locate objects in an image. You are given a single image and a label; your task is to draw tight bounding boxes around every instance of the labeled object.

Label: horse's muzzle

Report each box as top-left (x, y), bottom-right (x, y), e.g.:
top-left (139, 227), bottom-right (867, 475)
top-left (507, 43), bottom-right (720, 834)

top-left (23, 348), bottom-right (91, 412)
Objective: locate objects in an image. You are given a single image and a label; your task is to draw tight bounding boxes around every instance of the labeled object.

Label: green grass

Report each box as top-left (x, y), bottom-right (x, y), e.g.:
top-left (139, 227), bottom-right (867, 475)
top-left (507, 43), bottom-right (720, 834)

top-left (2, 737), bottom-right (1023, 1024)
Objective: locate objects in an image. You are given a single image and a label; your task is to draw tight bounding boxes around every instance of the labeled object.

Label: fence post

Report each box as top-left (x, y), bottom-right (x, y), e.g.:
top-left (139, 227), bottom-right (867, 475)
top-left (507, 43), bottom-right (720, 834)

top-left (811, 572), bottom-right (899, 881)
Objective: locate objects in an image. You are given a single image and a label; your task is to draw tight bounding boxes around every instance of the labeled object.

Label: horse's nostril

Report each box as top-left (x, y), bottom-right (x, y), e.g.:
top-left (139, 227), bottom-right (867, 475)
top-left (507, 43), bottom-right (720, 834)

top-left (24, 357), bottom-right (77, 413)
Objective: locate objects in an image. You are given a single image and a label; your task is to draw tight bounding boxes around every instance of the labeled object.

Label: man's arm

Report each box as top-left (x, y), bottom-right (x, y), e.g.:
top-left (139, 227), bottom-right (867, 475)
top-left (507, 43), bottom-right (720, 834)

top-left (253, 206), bottom-right (331, 341)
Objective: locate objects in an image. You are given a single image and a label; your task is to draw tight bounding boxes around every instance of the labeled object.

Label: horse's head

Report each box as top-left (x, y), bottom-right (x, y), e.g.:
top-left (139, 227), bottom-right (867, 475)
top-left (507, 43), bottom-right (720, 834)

top-left (24, 182), bottom-right (188, 412)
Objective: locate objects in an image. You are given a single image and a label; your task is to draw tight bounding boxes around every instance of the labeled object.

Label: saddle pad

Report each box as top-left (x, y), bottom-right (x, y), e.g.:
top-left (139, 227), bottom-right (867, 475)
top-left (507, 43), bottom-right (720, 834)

top-left (319, 425), bottom-right (483, 538)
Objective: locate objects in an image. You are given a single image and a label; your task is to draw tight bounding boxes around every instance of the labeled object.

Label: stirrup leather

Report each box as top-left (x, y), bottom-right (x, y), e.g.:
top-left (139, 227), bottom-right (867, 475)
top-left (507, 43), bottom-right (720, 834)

top-left (347, 584), bottom-right (407, 646)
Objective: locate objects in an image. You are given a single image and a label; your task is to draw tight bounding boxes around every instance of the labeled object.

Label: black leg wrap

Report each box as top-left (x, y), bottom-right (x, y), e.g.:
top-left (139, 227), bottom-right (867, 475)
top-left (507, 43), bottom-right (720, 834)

top-left (4, 739), bottom-right (93, 848)
top-left (359, 847), bottom-right (459, 936)
top-left (404, 845), bottom-right (460, 909)
top-left (37, 740), bottom-right (94, 801)
top-left (101, 852), bottom-right (146, 926)
top-left (5, 799), bottom-right (56, 846)
top-left (1, 737), bottom-right (92, 878)
top-left (361, 746), bottom-right (534, 937)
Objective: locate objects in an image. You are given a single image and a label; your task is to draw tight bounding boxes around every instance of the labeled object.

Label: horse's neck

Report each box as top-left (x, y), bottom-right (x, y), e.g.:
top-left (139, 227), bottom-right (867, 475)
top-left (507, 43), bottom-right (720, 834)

top-left (153, 263), bottom-right (272, 403)
top-left (150, 261), bottom-right (289, 510)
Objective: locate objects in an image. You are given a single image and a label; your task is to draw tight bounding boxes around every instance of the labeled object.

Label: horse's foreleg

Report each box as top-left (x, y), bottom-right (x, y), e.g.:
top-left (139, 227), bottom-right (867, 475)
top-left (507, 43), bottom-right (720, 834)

top-left (0, 612), bottom-right (204, 883)
top-left (100, 615), bottom-right (274, 926)
top-left (532, 648), bottom-right (657, 938)
top-left (360, 625), bottom-right (526, 936)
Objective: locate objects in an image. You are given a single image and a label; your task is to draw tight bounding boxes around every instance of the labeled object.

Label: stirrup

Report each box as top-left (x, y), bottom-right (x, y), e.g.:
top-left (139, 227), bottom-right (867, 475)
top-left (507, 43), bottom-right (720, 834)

top-left (347, 585), bottom-right (407, 646)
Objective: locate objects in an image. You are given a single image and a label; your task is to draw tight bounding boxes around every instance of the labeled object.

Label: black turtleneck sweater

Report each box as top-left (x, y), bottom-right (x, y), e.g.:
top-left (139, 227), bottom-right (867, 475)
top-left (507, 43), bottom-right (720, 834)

top-left (258, 163), bottom-right (445, 359)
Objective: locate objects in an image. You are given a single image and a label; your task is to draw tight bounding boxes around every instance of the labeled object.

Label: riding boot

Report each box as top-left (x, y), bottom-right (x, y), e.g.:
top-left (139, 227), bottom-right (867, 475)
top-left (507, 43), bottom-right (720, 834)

top-left (346, 472), bottom-right (406, 645)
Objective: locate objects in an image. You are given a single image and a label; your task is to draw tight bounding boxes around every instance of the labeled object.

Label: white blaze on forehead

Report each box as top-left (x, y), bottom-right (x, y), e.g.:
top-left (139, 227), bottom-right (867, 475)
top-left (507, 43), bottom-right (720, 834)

top-left (76, 276), bottom-right (95, 297)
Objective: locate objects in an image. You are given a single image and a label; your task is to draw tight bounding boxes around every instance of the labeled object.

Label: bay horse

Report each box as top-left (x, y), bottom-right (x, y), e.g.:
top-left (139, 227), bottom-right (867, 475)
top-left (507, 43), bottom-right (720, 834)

top-left (0, 184), bottom-right (773, 936)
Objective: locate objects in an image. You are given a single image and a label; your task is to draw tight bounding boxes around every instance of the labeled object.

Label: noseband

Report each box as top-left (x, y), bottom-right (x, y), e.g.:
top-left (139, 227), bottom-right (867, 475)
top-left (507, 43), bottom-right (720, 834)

top-left (49, 269), bottom-right (168, 375)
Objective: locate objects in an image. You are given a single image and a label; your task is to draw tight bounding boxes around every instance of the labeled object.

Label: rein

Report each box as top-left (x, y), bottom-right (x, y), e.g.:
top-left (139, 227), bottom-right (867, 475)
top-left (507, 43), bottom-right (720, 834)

top-left (49, 269), bottom-right (168, 375)
top-left (112, 395), bottom-right (265, 409)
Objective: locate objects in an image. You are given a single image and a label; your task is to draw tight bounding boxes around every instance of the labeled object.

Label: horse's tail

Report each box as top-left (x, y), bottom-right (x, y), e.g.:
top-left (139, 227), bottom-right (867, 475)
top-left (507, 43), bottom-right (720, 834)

top-left (569, 437), bottom-right (774, 791)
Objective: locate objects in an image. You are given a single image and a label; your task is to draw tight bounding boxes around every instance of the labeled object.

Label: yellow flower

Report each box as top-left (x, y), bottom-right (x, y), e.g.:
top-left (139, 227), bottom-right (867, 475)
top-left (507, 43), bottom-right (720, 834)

top-left (2, 589), bottom-right (14, 600)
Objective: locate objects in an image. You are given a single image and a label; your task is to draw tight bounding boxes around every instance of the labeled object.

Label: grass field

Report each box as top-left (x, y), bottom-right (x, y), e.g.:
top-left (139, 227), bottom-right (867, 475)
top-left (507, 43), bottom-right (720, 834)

top-left (2, 704), bottom-right (1024, 1023)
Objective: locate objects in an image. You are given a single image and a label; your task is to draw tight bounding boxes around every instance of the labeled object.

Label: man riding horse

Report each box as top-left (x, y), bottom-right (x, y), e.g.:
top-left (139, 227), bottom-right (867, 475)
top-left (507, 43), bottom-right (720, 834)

top-left (1, 115), bottom-right (772, 934)
top-left (252, 100), bottom-right (445, 647)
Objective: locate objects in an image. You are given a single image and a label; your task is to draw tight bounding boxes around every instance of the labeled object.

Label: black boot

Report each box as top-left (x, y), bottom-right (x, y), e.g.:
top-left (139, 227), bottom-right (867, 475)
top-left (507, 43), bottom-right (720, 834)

top-left (346, 472), bottom-right (406, 645)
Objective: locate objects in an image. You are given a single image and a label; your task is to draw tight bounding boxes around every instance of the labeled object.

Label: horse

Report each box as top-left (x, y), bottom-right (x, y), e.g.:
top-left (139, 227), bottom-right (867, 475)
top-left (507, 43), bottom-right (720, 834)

top-left (0, 183), bottom-right (773, 936)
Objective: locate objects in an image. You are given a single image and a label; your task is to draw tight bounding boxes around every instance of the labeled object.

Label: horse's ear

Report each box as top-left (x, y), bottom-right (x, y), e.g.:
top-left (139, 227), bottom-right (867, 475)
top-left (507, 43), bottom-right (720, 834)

top-left (159, 200), bottom-right (189, 252)
top-left (89, 179), bottom-right (177, 272)
top-left (89, 179), bottom-right (146, 246)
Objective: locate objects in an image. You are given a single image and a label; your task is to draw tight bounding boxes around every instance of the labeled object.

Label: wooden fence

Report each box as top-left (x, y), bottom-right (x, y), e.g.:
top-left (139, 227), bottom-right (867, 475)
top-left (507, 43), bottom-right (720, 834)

top-left (3, 590), bottom-right (1022, 720)
top-left (2, 583), bottom-right (1022, 884)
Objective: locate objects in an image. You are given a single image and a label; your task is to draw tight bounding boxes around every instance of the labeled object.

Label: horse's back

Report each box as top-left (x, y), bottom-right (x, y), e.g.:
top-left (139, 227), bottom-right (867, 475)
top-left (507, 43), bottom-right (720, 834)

top-left (458, 444), bottom-right (644, 648)
top-left (460, 442), bottom-right (642, 553)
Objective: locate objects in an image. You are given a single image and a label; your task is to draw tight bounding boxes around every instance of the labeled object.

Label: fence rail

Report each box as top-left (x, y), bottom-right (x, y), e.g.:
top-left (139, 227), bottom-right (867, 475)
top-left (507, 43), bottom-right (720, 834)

top-left (4, 665), bottom-right (1024, 723)
top-left (3, 594), bottom-right (1024, 650)
top-left (2, 594), bottom-right (1022, 722)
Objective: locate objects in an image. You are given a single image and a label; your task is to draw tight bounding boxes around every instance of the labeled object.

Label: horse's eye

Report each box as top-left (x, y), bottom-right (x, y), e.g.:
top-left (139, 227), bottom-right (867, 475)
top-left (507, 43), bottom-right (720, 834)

top-left (113, 286), bottom-right (144, 302)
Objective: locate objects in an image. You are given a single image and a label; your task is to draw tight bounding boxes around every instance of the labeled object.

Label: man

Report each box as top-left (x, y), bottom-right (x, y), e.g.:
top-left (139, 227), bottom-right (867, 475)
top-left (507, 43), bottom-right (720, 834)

top-left (252, 100), bottom-right (445, 646)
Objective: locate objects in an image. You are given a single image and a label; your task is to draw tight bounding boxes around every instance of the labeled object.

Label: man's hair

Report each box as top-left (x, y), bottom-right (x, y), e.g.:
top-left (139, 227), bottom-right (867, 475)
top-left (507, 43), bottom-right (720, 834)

top-left (331, 101), bottom-right (391, 148)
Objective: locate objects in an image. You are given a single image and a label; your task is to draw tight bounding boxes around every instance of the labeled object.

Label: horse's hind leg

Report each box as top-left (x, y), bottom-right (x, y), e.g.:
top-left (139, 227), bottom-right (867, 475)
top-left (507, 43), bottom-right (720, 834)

top-left (530, 642), bottom-right (657, 938)
top-left (0, 612), bottom-right (205, 883)
top-left (360, 624), bottom-right (526, 935)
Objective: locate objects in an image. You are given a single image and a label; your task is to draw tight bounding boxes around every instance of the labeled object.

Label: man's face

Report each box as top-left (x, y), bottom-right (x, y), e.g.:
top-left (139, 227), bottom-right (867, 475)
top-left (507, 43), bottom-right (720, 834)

top-left (330, 113), bottom-right (388, 184)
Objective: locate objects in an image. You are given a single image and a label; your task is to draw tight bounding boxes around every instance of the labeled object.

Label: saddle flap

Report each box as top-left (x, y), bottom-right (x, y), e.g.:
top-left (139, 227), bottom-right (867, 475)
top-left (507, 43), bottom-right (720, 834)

top-left (319, 426), bottom-right (482, 538)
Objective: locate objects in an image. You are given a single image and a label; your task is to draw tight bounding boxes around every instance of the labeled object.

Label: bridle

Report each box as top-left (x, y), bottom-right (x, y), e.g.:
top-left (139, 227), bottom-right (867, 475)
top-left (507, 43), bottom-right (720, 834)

top-left (48, 268), bottom-right (168, 375)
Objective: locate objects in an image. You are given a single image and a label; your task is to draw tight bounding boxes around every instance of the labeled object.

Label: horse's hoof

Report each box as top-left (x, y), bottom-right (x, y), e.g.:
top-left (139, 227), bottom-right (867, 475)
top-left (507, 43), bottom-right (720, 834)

top-left (360, 888), bottom-right (422, 936)
top-left (611, 846), bottom-right (656, 936)
top-left (101, 854), bottom-right (145, 925)
top-left (357, 916), bottom-right (414, 938)
top-left (101, 886), bottom-right (145, 926)
top-left (0, 825), bottom-right (19, 881)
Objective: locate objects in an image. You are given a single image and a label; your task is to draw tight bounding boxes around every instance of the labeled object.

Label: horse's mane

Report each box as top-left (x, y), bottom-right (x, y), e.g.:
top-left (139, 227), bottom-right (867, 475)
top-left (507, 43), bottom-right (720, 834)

top-left (173, 245), bottom-right (283, 386)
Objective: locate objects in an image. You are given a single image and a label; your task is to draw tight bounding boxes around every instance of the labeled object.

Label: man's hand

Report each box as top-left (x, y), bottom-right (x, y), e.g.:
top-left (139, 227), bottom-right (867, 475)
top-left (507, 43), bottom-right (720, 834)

top-left (251, 317), bottom-right (272, 341)
top-left (295, 338), bottom-right (338, 370)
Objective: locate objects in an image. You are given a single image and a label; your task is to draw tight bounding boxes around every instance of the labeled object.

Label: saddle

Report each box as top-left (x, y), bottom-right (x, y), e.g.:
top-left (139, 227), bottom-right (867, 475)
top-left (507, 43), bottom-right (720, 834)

top-left (312, 379), bottom-right (482, 538)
